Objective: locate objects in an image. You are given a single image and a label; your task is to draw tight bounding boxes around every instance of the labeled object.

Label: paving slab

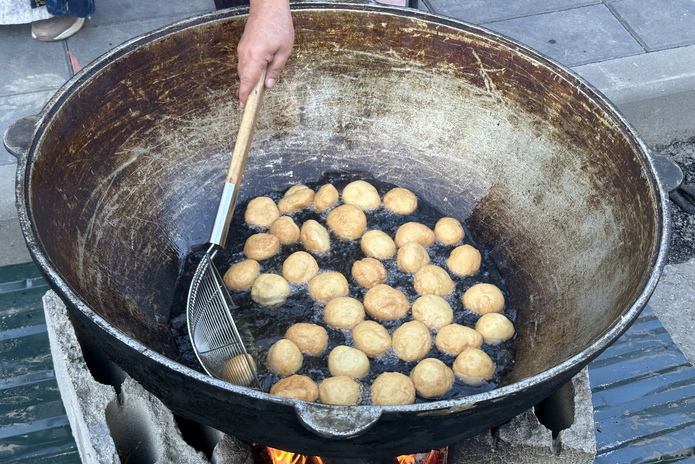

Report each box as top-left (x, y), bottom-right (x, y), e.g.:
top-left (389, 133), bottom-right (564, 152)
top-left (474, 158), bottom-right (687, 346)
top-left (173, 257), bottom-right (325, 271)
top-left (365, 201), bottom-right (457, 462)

top-left (0, 24), bottom-right (71, 99)
top-left (482, 4), bottom-right (644, 67)
top-left (608, 0), bottom-right (695, 51)
top-left (423, 0), bottom-right (600, 25)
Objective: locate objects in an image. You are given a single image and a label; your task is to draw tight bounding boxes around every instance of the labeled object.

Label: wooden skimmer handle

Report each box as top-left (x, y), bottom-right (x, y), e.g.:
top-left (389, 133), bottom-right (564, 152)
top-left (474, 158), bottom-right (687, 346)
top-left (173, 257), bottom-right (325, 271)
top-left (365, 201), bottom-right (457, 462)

top-left (226, 68), bottom-right (266, 184)
top-left (208, 69), bottom-right (267, 248)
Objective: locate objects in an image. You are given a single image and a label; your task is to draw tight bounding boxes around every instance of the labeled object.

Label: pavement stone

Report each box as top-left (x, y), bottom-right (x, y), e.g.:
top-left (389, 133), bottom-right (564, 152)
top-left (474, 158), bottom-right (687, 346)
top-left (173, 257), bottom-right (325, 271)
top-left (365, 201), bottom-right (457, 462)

top-left (608, 0), bottom-right (695, 51)
top-left (423, 0), bottom-right (600, 25)
top-left (482, 4), bottom-right (644, 67)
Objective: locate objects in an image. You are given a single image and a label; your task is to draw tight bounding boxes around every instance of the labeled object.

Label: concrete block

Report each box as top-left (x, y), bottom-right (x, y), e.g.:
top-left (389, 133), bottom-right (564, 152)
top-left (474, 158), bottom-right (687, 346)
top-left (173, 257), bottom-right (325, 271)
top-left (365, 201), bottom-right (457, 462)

top-left (449, 368), bottom-right (595, 464)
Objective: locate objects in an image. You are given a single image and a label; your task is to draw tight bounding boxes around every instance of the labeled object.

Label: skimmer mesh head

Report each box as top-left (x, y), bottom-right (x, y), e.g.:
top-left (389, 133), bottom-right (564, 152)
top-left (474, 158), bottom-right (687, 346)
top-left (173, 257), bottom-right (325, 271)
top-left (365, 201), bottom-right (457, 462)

top-left (187, 248), bottom-right (260, 388)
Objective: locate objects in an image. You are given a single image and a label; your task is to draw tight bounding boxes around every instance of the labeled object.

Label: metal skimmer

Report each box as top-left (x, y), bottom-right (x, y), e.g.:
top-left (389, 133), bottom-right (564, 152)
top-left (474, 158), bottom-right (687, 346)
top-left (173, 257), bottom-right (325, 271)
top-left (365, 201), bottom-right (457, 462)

top-left (186, 70), bottom-right (266, 388)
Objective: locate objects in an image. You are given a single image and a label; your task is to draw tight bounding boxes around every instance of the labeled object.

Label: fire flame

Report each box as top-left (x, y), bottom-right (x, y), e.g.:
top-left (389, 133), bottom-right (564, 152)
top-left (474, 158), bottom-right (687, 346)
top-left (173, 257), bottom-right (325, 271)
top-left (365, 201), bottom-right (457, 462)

top-left (267, 447), bottom-right (325, 464)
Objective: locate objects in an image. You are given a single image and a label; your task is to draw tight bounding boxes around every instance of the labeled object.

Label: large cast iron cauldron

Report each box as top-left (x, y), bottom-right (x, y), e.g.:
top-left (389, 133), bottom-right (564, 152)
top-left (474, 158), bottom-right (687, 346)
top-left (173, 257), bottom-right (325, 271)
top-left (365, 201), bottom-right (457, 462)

top-left (10, 3), bottom-right (668, 458)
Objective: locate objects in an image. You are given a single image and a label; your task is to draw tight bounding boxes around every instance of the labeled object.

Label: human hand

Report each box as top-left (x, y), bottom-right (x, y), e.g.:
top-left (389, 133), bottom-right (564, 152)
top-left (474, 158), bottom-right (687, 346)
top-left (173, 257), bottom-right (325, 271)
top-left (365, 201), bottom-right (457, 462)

top-left (237, 0), bottom-right (294, 107)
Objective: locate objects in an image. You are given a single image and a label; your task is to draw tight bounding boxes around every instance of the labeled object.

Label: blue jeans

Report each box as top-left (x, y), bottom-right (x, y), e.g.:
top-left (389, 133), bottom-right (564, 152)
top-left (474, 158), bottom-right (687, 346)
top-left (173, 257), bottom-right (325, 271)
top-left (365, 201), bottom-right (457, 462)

top-left (46, 0), bottom-right (95, 18)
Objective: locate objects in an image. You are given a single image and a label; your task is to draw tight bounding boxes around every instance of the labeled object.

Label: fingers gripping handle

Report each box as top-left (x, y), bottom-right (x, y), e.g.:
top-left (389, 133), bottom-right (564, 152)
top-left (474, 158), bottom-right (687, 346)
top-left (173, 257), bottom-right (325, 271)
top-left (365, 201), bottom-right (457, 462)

top-left (209, 69), bottom-right (267, 248)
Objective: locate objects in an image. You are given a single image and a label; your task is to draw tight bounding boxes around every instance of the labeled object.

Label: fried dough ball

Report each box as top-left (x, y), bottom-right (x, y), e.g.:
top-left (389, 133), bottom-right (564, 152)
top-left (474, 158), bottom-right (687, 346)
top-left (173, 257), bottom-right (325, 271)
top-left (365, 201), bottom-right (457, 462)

top-left (462, 283), bottom-right (505, 314)
top-left (245, 196), bottom-right (280, 229)
top-left (413, 265), bottom-right (454, 296)
top-left (285, 323), bottom-right (329, 356)
top-left (452, 348), bottom-right (495, 386)
top-left (250, 273), bottom-right (291, 306)
top-left (267, 339), bottom-right (303, 376)
top-left (352, 320), bottom-right (391, 357)
top-left (313, 183), bottom-right (340, 213)
top-left (319, 376), bottom-right (362, 406)
top-left (435, 324), bottom-right (484, 356)
top-left (300, 219), bottom-right (331, 255)
top-left (244, 233), bottom-right (280, 260)
top-left (341, 180), bottom-right (381, 211)
top-left (434, 217), bottom-right (465, 245)
top-left (394, 222), bottom-right (435, 248)
top-left (475, 313), bottom-right (515, 345)
top-left (396, 241), bottom-right (430, 273)
top-left (326, 204), bottom-right (367, 240)
top-left (410, 358), bottom-right (454, 398)
top-left (382, 187), bottom-right (418, 215)
top-left (328, 345), bottom-right (370, 379)
top-left (282, 251), bottom-right (319, 284)
top-left (392, 321), bottom-right (432, 362)
top-left (270, 375), bottom-right (319, 402)
top-left (269, 216), bottom-right (300, 245)
top-left (360, 230), bottom-right (397, 259)
top-left (324, 297), bottom-right (365, 329)
top-left (447, 244), bottom-right (482, 277)
top-left (308, 272), bottom-right (349, 302)
top-left (223, 259), bottom-right (260, 291)
top-left (221, 354), bottom-right (257, 387)
top-left (278, 184), bottom-right (315, 213)
top-left (363, 284), bottom-right (410, 321)
top-left (371, 372), bottom-right (416, 405)
top-left (351, 257), bottom-right (387, 289)
top-left (411, 295), bottom-right (454, 330)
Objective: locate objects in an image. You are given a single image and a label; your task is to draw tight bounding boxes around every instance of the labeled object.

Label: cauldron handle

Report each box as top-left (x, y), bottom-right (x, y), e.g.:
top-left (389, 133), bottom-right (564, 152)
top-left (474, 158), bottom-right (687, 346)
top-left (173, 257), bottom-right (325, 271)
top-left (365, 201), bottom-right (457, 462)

top-left (3, 115), bottom-right (39, 159)
top-left (294, 402), bottom-right (382, 439)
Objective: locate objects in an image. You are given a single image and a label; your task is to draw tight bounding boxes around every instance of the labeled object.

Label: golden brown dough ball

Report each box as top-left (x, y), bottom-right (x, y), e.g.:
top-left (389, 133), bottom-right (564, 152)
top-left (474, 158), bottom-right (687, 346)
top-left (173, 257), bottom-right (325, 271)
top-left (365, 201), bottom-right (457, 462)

top-left (351, 257), bottom-right (387, 289)
top-left (270, 375), bottom-right (319, 402)
top-left (323, 297), bottom-right (365, 329)
top-left (410, 358), bottom-right (454, 398)
top-left (351, 320), bottom-right (391, 357)
top-left (360, 230), bottom-right (397, 259)
top-left (383, 187), bottom-right (418, 215)
top-left (341, 180), bottom-right (381, 211)
top-left (370, 372), bottom-right (416, 405)
top-left (250, 273), bottom-right (291, 306)
top-left (328, 345), bottom-right (370, 379)
top-left (221, 354), bottom-right (257, 387)
top-left (447, 244), bottom-right (482, 277)
top-left (244, 233), bottom-right (280, 260)
top-left (282, 251), bottom-right (319, 284)
top-left (396, 241), bottom-right (430, 273)
top-left (326, 204), bottom-right (367, 240)
top-left (245, 196), bottom-right (280, 229)
top-left (434, 217), bottom-right (465, 245)
top-left (285, 323), bottom-right (329, 356)
top-left (278, 184), bottom-right (315, 213)
top-left (394, 222), bottom-right (435, 248)
top-left (452, 348), bottom-right (495, 386)
top-left (435, 324), bottom-right (484, 356)
top-left (363, 284), bottom-right (410, 321)
top-left (462, 283), bottom-right (505, 314)
top-left (392, 320), bottom-right (432, 362)
top-left (413, 265), bottom-right (454, 296)
top-left (475, 313), bottom-right (515, 345)
top-left (269, 216), bottom-right (300, 245)
top-left (308, 272), bottom-right (349, 302)
top-left (267, 339), bottom-right (303, 376)
top-left (313, 183), bottom-right (339, 213)
top-left (411, 295), bottom-right (454, 330)
top-left (319, 376), bottom-right (362, 406)
top-left (223, 259), bottom-right (260, 291)
top-left (300, 219), bottom-right (331, 255)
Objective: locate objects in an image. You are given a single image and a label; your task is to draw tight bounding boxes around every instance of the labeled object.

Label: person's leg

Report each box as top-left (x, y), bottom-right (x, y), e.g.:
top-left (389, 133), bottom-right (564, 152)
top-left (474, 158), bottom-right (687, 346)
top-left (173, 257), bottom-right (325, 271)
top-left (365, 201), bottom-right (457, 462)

top-left (32, 0), bottom-right (95, 41)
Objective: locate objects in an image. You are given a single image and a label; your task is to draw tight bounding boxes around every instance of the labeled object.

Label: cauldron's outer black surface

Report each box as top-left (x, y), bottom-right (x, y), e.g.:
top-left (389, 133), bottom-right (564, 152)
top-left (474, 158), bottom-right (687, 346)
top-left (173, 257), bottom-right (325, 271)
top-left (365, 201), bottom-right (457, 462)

top-left (14, 4), bottom-right (668, 458)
